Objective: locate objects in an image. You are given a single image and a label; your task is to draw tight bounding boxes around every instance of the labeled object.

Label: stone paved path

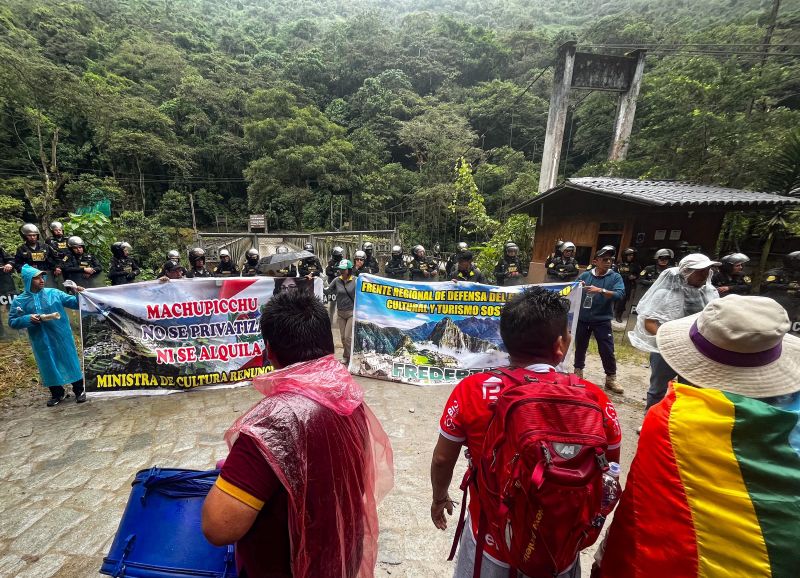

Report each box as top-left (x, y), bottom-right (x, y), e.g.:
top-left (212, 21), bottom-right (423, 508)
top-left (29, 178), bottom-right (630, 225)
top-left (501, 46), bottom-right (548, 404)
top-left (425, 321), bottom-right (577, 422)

top-left (0, 351), bottom-right (645, 578)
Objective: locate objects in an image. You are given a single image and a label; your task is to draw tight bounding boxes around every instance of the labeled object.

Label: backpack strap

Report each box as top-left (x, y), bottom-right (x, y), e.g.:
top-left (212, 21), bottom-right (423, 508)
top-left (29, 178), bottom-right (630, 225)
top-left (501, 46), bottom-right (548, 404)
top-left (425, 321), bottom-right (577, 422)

top-left (447, 466), bottom-right (475, 561)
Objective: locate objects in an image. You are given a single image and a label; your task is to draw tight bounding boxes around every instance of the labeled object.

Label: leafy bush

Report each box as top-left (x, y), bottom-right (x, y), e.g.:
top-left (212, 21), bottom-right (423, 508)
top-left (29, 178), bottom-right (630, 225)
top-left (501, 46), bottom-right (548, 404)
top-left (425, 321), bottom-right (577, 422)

top-left (0, 195), bottom-right (25, 253)
top-left (113, 211), bottom-right (175, 279)
top-left (63, 211), bottom-right (116, 267)
top-left (474, 214), bottom-right (536, 283)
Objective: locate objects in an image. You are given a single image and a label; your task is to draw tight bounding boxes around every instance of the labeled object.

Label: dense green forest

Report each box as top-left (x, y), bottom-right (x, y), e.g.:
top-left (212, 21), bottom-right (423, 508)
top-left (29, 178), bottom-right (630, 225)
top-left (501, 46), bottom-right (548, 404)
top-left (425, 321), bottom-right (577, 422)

top-left (1, 0), bottom-right (799, 270)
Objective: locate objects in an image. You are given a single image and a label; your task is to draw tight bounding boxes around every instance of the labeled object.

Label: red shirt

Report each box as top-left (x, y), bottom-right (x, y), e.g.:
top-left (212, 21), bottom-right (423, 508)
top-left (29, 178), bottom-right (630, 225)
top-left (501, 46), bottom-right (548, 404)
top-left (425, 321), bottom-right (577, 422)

top-left (217, 434), bottom-right (291, 578)
top-left (438, 365), bottom-right (622, 564)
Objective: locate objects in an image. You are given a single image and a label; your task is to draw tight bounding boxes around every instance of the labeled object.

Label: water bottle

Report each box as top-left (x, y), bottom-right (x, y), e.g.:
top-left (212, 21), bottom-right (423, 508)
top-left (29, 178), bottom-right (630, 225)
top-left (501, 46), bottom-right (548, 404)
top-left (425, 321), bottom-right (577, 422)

top-left (600, 462), bottom-right (622, 516)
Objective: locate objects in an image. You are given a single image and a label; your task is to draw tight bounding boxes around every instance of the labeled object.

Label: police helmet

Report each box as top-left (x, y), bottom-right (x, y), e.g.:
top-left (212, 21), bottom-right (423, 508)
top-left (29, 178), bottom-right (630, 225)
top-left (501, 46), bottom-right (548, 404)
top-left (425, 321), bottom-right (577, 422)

top-left (595, 245), bottom-right (616, 258)
top-left (276, 245), bottom-right (289, 254)
top-left (457, 241), bottom-right (468, 252)
top-left (505, 242), bottom-right (519, 256)
top-left (412, 245), bottom-right (425, 258)
top-left (20, 223), bottom-right (40, 239)
top-left (362, 241), bottom-right (373, 252)
top-left (303, 242), bottom-right (314, 252)
top-left (391, 245), bottom-right (402, 256)
top-left (338, 259), bottom-right (353, 270)
top-left (721, 252), bottom-right (749, 267)
top-left (433, 242), bottom-right (441, 254)
top-left (332, 246), bottom-right (344, 259)
top-left (167, 250), bottom-right (180, 261)
top-left (623, 247), bottom-right (637, 256)
top-left (555, 240), bottom-right (565, 251)
top-left (245, 248), bottom-right (259, 261)
top-left (219, 249), bottom-right (230, 258)
top-left (67, 236), bottom-right (85, 248)
top-left (188, 247), bottom-right (205, 265)
top-left (654, 248), bottom-right (674, 260)
top-left (784, 250), bottom-right (800, 270)
top-left (111, 241), bottom-right (125, 258)
top-left (354, 250), bottom-right (367, 260)
top-left (49, 221), bottom-right (64, 233)
top-left (561, 241), bottom-right (576, 252)
top-left (121, 242), bottom-right (132, 252)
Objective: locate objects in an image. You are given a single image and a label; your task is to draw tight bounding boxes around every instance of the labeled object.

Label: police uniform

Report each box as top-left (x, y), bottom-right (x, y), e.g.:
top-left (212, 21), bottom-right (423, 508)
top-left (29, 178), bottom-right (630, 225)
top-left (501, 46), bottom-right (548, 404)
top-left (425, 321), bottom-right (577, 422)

top-left (0, 247), bottom-right (16, 297)
top-left (61, 251), bottom-right (103, 285)
top-left (362, 255), bottom-right (380, 275)
top-left (15, 241), bottom-right (57, 273)
top-left (545, 256), bottom-right (579, 282)
top-left (241, 262), bottom-right (260, 277)
top-left (711, 270), bottom-right (752, 296)
top-left (108, 256), bottom-right (141, 285)
top-left (160, 260), bottom-right (187, 278)
top-left (409, 256), bottom-right (438, 281)
top-left (187, 266), bottom-right (213, 278)
top-left (385, 256), bottom-right (407, 280)
top-left (761, 267), bottom-right (800, 334)
top-left (638, 264), bottom-right (669, 288)
top-left (299, 256), bottom-right (323, 278)
top-left (46, 236), bottom-right (70, 261)
top-left (613, 259), bottom-right (642, 321)
top-left (214, 260), bottom-right (240, 277)
top-left (494, 256), bottom-right (528, 286)
top-left (453, 265), bottom-right (486, 284)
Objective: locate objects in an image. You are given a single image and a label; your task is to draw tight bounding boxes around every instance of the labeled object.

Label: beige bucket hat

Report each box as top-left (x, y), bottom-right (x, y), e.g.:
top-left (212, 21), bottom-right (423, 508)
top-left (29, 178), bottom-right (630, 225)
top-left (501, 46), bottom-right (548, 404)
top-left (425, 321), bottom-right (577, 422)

top-left (656, 294), bottom-right (800, 398)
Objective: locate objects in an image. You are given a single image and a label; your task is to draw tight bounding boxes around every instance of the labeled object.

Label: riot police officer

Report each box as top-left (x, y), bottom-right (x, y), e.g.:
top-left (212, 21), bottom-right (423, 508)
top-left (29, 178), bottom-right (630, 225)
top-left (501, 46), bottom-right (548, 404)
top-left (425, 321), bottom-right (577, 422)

top-left (108, 241), bottom-right (141, 285)
top-left (546, 241), bottom-right (579, 282)
top-left (544, 240), bottom-right (565, 270)
top-left (352, 250), bottom-right (369, 277)
top-left (761, 251), bottom-right (800, 334)
top-left (214, 249), bottom-right (239, 277)
top-left (614, 247), bottom-right (642, 322)
top-left (445, 241), bottom-right (468, 278)
top-left (61, 236), bottom-right (102, 286)
top-left (639, 248), bottom-right (674, 288)
top-left (0, 246), bottom-right (15, 336)
top-left (326, 246), bottom-right (345, 283)
top-left (361, 242), bottom-right (380, 274)
top-left (409, 245), bottom-right (438, 281)
top-left (15, 224), bottom-right (58, 273)
top-left (452, 250), bottom-right (487, 283)
top-left (187, 247), bottom-right (213, 278)
top-left (495, 241), bottom-right (528, 286)
top-left (712, 253), bottom-right (752, 296)
top-left (385, 245), bottom-right (407, 280)
top-left (241, 248), bottom-right (260, 277)
top-left (46, 221), bottom-right (70, 262)
top-left (159, 250), bottom-right (186, 278)
top-left (298, 242), bottom-right (323, 278)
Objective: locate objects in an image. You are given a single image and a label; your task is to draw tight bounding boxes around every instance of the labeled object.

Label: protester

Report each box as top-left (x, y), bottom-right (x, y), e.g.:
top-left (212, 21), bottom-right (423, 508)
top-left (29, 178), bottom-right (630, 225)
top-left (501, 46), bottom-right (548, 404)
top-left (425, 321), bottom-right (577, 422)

top-left (431, 286), bottom-right (621, 578)
top-left (629, 253), bottom-right (719, 415)
top-left (160, 250), bottom-right (186, 278)
top-left (9, 265), bottom-right (86, 406)
top-left (202, 290), bottom-right (393, 578)
top-left (597, 295), bottom-right (800, 578)
top-left (451, 250), bottom-right (487, 283)
top-left (324, 259), bottom-right (357, 365)
top-left (613, 247), bottom-right (641, 322)
top-left (573, 246), bottom-right (625, 393)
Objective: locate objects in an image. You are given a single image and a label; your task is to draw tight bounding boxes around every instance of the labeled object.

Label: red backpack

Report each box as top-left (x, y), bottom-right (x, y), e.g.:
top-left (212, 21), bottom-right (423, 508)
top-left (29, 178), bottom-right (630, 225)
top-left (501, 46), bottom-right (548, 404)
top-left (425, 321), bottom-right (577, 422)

top-left (450, 368), bottom-right (609, 578)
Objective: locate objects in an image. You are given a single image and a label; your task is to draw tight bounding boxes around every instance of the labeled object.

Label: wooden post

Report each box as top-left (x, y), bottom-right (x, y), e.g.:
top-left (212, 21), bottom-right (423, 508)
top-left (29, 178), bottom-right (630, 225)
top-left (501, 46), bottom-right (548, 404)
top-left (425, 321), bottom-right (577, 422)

top-left (538, 41), bottom-right (577, 193)
top-left (609, 50), bottom-right (647, 161)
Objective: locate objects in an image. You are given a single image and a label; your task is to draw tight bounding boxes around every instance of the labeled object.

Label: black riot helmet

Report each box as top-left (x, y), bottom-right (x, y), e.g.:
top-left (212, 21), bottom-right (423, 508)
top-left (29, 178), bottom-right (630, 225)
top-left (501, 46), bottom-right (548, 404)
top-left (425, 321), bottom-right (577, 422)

top-left (188, 247), bottom-right (205, 267)
top-left (331, 246), bottom-right (344, 260)
top-left (504, 242), bottom-right (519, 257)
top-left (111, 241), bottom-right (125, 259)
top-left (391, 245), bottom-right (402, 257)
top-left (784, 250), bottom-right (800, 271)
top-left (362, 241), bottom-right (374, 255)
top-left (654, 248), bottom-right (674, 261)
top-left (275, 245), bottom-right (289, 254)
top-left (303, 242), bottom-right (314, 253)
top-left (245, 248), bottom-right (259, 264)
top-left (623, 247), bottom-right (637, 256)
top-left (720, 252), bottom-right (749, 272)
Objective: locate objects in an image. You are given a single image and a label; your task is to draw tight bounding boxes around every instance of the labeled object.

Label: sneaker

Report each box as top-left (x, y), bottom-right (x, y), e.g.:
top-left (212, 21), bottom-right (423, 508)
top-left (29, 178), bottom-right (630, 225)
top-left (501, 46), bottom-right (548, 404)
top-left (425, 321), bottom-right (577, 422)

top-left (605, 375), bottom-right (624, 394)
top-left (46, 395), bottom-right (65, 407)
top-left (75, 392), bottom-right (87, 403)
top-left (636, 426), bottom-right (642, 435)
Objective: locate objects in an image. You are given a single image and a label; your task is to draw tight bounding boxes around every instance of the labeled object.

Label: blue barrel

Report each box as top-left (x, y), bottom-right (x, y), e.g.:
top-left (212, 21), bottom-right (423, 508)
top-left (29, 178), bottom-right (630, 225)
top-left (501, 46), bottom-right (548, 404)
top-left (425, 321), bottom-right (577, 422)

top-left (100, 467), bottom-right (237, 578)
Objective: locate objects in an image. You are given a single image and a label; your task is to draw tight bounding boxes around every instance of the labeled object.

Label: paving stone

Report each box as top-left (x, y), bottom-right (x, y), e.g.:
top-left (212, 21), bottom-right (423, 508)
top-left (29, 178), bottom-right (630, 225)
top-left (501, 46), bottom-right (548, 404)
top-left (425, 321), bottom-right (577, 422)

top-left (0, 553), bottom-right (26, 576)
top-left (9, 508), bottom-right (88, 556)
top-left (14, 553), bottom-right (68, 578)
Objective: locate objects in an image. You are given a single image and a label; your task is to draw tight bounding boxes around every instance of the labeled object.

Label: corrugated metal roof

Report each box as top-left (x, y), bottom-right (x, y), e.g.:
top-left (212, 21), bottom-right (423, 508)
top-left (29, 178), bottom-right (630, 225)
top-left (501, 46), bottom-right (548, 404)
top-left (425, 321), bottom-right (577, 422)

top-left (513, 177), bottom-right (800, 213)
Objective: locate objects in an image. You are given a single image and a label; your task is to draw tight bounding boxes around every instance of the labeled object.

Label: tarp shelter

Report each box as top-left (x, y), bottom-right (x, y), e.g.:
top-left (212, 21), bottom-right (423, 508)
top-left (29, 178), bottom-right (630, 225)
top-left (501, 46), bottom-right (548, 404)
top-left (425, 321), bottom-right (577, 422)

top-left (512, 177), bottom-right (800, 282)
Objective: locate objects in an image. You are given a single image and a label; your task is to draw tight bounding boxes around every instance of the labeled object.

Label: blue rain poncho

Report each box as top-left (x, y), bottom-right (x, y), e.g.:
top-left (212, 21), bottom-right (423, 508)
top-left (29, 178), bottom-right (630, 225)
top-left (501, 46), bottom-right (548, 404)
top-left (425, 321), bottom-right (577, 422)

top-left (9, 264), bottom-right (82, 387)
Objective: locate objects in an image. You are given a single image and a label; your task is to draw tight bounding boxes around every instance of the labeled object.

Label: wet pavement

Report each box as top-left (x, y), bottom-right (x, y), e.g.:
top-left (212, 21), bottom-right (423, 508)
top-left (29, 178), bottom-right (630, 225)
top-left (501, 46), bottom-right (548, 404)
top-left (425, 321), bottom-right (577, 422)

top-left (0, 348), bottom-right (647, 578)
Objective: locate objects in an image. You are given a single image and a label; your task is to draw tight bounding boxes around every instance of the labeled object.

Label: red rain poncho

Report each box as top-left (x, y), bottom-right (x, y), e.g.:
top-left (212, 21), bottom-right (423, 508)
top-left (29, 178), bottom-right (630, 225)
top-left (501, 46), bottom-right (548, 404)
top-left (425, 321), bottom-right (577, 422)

top-left (225, 355), bottom-right (394, 578)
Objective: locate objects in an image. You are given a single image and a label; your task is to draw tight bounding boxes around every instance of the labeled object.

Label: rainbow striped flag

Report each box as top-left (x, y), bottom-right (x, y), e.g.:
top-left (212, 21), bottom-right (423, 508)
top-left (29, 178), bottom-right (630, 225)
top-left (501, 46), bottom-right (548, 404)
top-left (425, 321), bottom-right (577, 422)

top-left (601, 384), bottom-right (800, 578)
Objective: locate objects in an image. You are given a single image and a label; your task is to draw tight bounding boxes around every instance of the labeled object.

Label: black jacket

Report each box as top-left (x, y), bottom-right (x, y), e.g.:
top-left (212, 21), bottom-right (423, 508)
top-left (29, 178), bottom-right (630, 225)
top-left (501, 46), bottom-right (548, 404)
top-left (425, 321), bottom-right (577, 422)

top-left (385, 257), bottom-right (407, 280)
top-left (453, 265), bottom-right (487, 284)
top-left (15, 242), bottom-right (58, 272)
top-left (495, 256), bottom-right (528, 286)
top-left (108, 256), bottom-right (141, 285)
top-left (62, 251), bottom-right (102, 284)
top-left (409, 257), bottom-right (438, 281)
top-left (545, 256), bottom-right (579, 282)
top-left (241, 262), bottom-right (260, 277)
top-left (299, 256), bottom-right (323, 277)
top-left (214, 261), bottom-right (240, 277)
top-left (0, 247), bottom-right (16, 295)
top-left (711, 270), bottom-right (752, 296)
top-left (362, 255), bottom-right (380, 275)
top-left (187, 267), bottom-right (213, 278)
top-left (46, 236), bottom-right (70, 260)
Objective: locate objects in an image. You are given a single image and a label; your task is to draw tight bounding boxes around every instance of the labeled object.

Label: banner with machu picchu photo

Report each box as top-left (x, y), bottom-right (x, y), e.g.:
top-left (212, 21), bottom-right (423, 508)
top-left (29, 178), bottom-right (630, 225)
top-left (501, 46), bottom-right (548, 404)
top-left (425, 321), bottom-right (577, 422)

top-left (79, 277), bottom-right (322, 395)
top-left (350, 274), bottom-right (581, 386)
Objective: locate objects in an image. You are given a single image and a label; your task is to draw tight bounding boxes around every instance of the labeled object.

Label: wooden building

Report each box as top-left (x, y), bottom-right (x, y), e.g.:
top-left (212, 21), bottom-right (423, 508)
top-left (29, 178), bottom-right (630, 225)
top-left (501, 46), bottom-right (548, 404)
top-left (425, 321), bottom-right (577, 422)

top-left (512, 177), bottom-right (800, 282)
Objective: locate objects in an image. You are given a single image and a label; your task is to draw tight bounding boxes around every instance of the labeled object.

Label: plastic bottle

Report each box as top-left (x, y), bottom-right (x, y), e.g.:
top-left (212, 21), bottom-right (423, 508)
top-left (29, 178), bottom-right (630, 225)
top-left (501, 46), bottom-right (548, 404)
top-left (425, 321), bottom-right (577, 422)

top-left (600, 462), bottom-right (622, 516)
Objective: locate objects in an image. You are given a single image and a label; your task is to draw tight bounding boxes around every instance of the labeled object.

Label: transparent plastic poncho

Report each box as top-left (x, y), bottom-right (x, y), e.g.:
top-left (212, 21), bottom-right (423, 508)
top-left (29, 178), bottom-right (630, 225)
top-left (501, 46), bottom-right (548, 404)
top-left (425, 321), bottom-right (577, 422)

top-left (225, 355), bottom-right (394, 578)
top-left (629, 265), bottom-right (719, 353)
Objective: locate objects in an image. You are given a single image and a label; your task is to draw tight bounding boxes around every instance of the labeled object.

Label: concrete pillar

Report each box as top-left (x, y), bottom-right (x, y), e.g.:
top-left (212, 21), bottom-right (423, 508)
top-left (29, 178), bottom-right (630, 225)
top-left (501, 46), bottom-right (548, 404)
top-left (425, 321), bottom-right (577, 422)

top-left (609, 50), bottom-right (647, 161)
top-left (538, 41), bottom-right (577, 193)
